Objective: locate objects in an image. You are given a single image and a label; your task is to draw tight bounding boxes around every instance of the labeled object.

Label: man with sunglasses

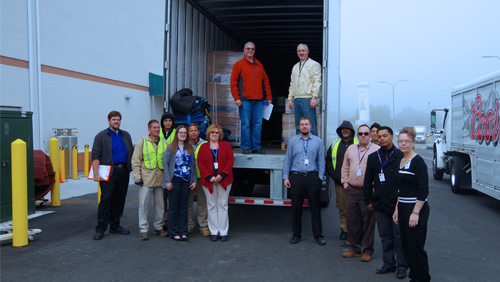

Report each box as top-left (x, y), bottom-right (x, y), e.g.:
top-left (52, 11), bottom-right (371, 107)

top-left (326, 120), bottom-right (358, 242)
top-left (341, 124), bottom-right (379, 262)
top-left (230, 42), bottom-right (272, 155)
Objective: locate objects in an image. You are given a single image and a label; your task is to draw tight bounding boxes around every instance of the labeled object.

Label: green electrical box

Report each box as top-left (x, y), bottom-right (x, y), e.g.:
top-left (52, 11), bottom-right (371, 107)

top-left (0, 110), bottom-right (35, 223)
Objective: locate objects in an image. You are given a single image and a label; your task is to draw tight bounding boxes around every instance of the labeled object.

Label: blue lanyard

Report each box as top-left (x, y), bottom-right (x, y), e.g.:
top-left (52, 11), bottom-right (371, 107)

top-left (302, 138), bottom-right (309, 157)
top-left (377, 147), bottom-right (397, 172)
top-left (358, 143), bottom-right (372, 166)
top-left (210, 142), bottom-right (219, 161)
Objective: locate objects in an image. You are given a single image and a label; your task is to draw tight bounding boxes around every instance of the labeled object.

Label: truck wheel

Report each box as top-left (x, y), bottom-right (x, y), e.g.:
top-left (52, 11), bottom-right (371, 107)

top-left (450, 157), bottom-right (466, 194)
top-left (432, 152), bottom-right (444, 180)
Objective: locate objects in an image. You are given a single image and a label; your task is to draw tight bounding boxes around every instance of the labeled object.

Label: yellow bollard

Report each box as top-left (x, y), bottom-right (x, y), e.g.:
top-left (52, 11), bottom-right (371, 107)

top-left (59, 147), bottom-right (65, 183)
top-left (98, 182), bottom-right (101, 204)
top-left (11, 139), bottom-right (28, 247)
top-left (49, 138), bottom-right (61, 206)
top-left (84, 145), bottom-right (89, 177)
top-left (72, 145), bottom-right (78, 179)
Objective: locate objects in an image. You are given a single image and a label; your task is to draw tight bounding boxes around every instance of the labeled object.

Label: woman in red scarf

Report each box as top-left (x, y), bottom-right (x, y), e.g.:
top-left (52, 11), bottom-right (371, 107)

top-left (197, 124), bottom-right (234, 242)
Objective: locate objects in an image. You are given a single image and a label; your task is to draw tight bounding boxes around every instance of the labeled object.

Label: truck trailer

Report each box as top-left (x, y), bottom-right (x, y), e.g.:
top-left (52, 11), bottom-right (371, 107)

top-left (431, 70), bottom-right (500, 200)
top-left (162, 0), bottom-right (341, 206)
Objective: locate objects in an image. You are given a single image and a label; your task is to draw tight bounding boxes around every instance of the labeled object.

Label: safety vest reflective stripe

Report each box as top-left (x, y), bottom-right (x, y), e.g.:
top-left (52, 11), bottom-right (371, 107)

top-left (331, 137), bottom-right (358, 170)
top-left (194, 140), bottom-right (206, 178)
top-left (142, 137), bottom-right (167, 170)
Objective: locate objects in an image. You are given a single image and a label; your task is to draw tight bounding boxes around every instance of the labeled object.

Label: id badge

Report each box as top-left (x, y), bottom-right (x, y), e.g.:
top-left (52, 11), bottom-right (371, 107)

top-left (378, 173), bottom-right (385, 182)
top-left (356, 168), bottom-right (362, 176)
top-left (297, 79), bottom-right (300, 87)
top-left (304, 158), bottom-right (309, 165)
top-left (181, 166), bottom-right (187, 173)
top-left (214, 162), bottom-right (219, 169)
top-left (405, 161), bottom-right (410, 169)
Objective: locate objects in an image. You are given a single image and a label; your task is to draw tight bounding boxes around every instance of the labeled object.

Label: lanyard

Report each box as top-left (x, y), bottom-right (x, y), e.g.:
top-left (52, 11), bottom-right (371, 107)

top-left (358, 143), bottom-right (372, 166)
top-left (302, 138), bottom-right (310, 157)
top-left (210, 142), bottom-right (219, 161)
top-left (298, 58), bottom-right (308, 76)
top-left (377, 147), bottom-right (397, 172)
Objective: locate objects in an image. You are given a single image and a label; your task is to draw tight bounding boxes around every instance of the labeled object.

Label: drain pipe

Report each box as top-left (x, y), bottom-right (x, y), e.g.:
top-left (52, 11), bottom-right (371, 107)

top-left (35, 0), bottom-right (44, 151)
top-left (27, 0), bottom-right (35, 142)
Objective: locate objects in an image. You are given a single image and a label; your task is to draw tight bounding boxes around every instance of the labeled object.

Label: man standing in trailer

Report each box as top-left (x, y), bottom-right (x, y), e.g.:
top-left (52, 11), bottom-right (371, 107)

top-left (230, 41), bottom-right (272, 154)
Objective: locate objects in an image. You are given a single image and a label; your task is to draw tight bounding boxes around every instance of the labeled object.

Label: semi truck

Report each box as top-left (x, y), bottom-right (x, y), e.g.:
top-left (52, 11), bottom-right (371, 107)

top-left (162, 0), bottom-right (341, 206)
top-left (431, 70), bottom-right (500, 200)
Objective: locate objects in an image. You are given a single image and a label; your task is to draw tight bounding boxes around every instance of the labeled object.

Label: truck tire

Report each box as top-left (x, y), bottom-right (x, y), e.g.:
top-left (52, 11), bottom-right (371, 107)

top-left (432, 151), bottom-right (444, 180)
top-left (450, 156), bottom-right (467, 194)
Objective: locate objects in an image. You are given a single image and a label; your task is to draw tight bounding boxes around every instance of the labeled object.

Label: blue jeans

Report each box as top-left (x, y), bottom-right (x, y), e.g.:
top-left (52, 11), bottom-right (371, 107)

top-left (239, 99), bottom-right (263, 150)
top-left (293, 98), bottom-right (318, 136)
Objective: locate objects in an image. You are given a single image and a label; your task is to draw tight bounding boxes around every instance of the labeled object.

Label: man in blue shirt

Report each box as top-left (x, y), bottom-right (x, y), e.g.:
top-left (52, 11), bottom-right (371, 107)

top-left (283, 116), bottom-right (326, 245)
top-left (91, 111), bottom-right (134, 240)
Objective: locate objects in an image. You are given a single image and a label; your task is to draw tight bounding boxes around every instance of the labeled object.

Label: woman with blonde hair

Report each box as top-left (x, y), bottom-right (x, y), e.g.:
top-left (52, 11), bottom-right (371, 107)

top-left (196, 124), bottom-right (235, 242)
top-left (393, 126), bottom-right (431, 281)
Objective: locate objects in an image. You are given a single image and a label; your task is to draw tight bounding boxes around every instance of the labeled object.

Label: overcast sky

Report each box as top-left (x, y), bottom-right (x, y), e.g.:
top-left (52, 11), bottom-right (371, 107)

top-left (339, 0), bottom-right (500, 120)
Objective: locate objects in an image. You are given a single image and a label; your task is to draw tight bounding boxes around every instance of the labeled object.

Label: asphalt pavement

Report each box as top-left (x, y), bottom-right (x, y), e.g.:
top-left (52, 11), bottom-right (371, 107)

top-left (1, 148), bottom-right (499, 281)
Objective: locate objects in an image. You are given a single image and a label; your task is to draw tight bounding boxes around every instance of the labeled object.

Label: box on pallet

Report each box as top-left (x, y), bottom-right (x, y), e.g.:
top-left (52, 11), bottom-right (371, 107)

top-left (206, 51), bottom-right (243, 144)
top-left (282, 105), bottom-right (322, 143)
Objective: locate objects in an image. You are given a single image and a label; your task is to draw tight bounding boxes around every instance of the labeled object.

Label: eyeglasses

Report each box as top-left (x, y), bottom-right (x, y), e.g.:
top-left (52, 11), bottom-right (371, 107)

top-left (178, 132), bottom-right (187, 135)
top-left (210, 132), bottom-right (220, 135)
top-left (245, 48), bottom-right (255, 50)
top-left (357, 132), bottom-right (370, 136)
top-left (397, 139), bottom-right (414, 144)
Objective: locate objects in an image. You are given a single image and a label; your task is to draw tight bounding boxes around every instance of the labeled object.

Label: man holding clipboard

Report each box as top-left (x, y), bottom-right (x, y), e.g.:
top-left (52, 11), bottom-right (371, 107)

top-left (91, 111), bottom-right (134, 240)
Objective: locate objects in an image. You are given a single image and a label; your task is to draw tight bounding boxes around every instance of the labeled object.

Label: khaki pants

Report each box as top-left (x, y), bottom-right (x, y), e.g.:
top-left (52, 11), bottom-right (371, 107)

top-left (203, 183), bottom-right (231, 236)
top-left (334, 182), bottom-right (347, 232)
top-left (188, 180), bottom-right (208, 230)
top-left (138, 186), bottom-right (164, 233)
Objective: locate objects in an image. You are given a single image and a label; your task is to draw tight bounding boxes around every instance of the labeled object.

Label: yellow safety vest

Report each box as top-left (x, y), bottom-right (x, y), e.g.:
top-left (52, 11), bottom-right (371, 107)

top-left (331, 137), bottom-right (358, 170)
top-left (142, 137), bottom-right (167, 170)
top-left (194, 140), bottom-right (206, 178)
top-left (161, 128), bottom-right (176, 145)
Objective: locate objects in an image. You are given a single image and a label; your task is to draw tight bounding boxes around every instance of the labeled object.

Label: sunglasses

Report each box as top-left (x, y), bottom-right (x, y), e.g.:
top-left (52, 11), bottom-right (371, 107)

top-left (358, 132), bottom-right (370, 136)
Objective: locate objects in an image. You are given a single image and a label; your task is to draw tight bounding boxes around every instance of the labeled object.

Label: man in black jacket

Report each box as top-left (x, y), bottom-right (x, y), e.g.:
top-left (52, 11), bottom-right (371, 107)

top-left (326, 120), bottom-right (357, 241)
top-left (363, 126), bottom-right (408, 279)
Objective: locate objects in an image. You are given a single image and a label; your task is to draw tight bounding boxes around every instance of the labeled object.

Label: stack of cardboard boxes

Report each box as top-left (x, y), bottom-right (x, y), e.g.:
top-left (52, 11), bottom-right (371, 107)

top-left (281, 104), bottom-right (322, 144)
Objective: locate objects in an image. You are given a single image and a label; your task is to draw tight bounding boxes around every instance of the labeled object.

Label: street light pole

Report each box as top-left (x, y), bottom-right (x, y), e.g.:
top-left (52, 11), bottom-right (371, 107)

top-left (378, 80), bottom-right (408, 130)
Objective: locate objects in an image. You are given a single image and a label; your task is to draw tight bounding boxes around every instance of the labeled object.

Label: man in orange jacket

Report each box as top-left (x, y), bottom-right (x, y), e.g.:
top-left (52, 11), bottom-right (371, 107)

top-left (230, 42), bottom-right (272, 154)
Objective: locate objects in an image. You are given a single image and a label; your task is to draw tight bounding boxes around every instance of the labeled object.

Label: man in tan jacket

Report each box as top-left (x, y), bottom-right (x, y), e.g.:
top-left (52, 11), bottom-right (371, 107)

top-left (132, 120), bottom-right (169, 240)
top-left (341, 124), bottom-right (380, 262)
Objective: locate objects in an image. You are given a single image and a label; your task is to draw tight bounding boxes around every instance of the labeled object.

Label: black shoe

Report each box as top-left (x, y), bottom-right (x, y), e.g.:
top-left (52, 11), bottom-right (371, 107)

top-left (221, 236), bottom-right (228, 242)
top-left (109, 226), bottom-right (130, 235)
top-left (396, 268), bottom-right (407, 279)
top-left (376, 265), bottom-right (396, 274)
top-left (252, 148), bottom-right (266, 154)
top-left (93, 232), bottom-right (103, 240)
top-left (315, 236), bottom-right (326, 246)
top-left (210, 235), bottom-right (218, 242)
top-left (290, 235), bottom-right (301, 244)
top-left (242, 149), bottom-right (251, 154)
top-left (339, 230), bottom-right (348, 240)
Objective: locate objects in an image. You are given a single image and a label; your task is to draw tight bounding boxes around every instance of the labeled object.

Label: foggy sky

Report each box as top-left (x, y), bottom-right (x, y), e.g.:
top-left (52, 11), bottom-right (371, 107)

top-left (340, 0), bottom-right (500, 121)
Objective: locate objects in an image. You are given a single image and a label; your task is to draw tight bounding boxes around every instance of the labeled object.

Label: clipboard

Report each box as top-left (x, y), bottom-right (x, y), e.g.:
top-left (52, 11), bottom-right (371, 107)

top-left (88, 165), bottom-right (112, 181)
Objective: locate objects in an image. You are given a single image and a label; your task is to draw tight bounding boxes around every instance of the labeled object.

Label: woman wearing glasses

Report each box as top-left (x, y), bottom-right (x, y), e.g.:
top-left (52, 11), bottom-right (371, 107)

top-left (196, 124), bottom-right (235, 242)
top-left (392, 126), bottom-right (431, 282)
top-left (163, 125), bottom-right (197, 241)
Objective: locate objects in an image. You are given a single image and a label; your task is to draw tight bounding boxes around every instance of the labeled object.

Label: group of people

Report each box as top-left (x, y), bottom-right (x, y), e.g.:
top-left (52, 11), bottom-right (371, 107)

top-left (91, 111), bottom-right (234, 243)
top-left (284, 120), bottom-right (430, 282)
top-left (90, 41), bottom-right (430, 282)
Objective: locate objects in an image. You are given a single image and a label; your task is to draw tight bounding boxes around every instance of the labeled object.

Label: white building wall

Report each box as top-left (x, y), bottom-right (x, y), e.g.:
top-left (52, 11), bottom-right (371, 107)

top-left (1, 0), bottom-right (166, 152)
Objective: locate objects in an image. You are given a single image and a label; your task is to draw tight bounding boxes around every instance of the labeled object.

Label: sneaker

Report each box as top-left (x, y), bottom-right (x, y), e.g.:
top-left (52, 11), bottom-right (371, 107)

top-left (200, 229), bottom-right (210, 237)
top-left (342, 251), bottom-right (361, 258)
top-left (252, 148), bottom-right (266, 154)
top-left (139, 232), bottom-right (149, 241)
top-left (341, 241), bottom-right (351, 247)
top-left (339, 230), bottom-right (348, 240)
top-left (361, 253), bottom-right (372, 262)
top-left (242, 149), bottom-right (251, 154)
top-left (188, 229), bottom-right (194, 234)
top-left (153, 229), bottom-right (169, 237)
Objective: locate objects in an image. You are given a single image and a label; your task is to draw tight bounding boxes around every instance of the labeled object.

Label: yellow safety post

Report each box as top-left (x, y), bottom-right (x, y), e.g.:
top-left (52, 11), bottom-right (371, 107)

top-left (59, 147), bottom-right (65, 183)
top-left (11, 139), bottom-right (28, 247)
top-left (72, 145), bottom-right (78, 179)
top-left (98, 182), bottom-right (101, 204)
top-left (49, 138), bottom-right (61, 206)
top-left (84, 145), bottom-right (89, 177)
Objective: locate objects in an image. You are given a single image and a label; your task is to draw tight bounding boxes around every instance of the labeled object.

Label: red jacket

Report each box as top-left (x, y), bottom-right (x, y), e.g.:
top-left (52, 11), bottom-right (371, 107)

top-left (230, 57), bottom-right (272, 101)
top-left (197, 141), bottom-right (234, 193)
